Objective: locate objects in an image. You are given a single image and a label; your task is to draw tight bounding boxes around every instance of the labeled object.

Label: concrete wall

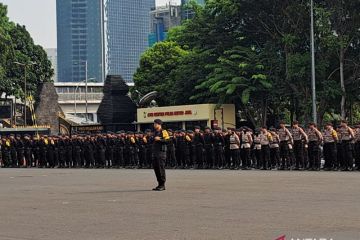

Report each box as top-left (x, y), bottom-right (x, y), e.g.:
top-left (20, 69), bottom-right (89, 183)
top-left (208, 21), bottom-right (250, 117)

top-left (137, 104), bottom-right (236, 129)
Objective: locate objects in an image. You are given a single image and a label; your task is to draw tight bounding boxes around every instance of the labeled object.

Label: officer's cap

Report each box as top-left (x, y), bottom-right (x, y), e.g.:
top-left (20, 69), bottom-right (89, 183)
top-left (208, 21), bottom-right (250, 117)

top-left (154, 119), bottom-right (163, 125)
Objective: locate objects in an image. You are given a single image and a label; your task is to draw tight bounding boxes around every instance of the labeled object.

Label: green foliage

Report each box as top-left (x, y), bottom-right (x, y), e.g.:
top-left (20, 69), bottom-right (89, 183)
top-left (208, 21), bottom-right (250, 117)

top-left (133, 0), bottom-right (360, 126)
top-left (194, 46), bottom-right (271, 105)
top-left (0, 3), bottom-right (53, 99)
top-left (133, 41), bottom-right (188, 106)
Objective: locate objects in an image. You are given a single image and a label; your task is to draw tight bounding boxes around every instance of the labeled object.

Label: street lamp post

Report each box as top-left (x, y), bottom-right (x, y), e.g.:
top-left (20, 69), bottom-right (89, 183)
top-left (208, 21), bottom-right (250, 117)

top-left (85, 61), bottom-right (88, 122)
top-left (74, 77), bottom-right (95, 118)
top-left (310, 0), bottom-right (317, 124)
top-left (13, 61), bottom-right (36, 127)
top-left (73, 61), bottom-right (89, 122)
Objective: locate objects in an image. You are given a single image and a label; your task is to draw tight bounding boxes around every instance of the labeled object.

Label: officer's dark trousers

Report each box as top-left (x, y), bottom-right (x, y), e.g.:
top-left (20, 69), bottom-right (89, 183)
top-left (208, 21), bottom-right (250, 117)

top-left (17, 149), bottom-right (24, 166)
top-left (336, 143), bottom-right (343, 169)
top-left (139, 147), bottom-right (147, 167)
top-left (25, 149), bottom-right (32, 167)
top-left (341, 140), bottom-right (353, 170)
top-left (254, 149), bottom-right (262, 169)
top-left (153, 151), bottom-right (166, 187)
top-left (261, 145), bottom-right (270, 169)
top-left (214, 146), bottom-right (224, 168)
top-left (354, 142), bottom-right (360, 170)
top-left (10, 150), bottom-right (17, 167)
top-left (323, 142), bottom-right (337, 169)
top-left (167, 146), bottom-right (176, 167)
top-left (204, 145), bottom-right (214, 168)
top-left (241, 148), bottom-right (251, 169)
top-left (293, 140), bottom-right (304, 169)
top-left (40, 149), bottom-right (47, 167)
top-left (195, 145), bottom-right (203, 167)
top-left (279, 141), bottom-right (289, 169)
top-left (270, 147), bottom-right (280, 168)
top-left (230, 149), bottom-right (240, 169)
top-left (308, 141), bottom-right (320, 170)
top-left (59, 148), bottom-right (65, 167)
top-left (225, 148), bottom-right (231, 167)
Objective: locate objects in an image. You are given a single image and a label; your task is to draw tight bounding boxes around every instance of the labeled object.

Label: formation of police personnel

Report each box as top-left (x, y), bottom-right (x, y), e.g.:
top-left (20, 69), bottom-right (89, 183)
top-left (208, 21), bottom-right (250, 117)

top-left (1, 119), bottom-right (360, 171)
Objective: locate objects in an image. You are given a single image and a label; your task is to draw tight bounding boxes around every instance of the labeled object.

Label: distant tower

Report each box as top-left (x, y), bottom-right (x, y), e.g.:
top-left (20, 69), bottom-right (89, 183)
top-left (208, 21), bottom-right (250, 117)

top-left (105, 0), bottom-right (155, 83)
top-left (149, 4), bottom-right (181, 47)
top-left (56, 0), bottom-right (105, 82)
top-left (45, 48), bottom-right (58, 82)
top-left (181, 0), bottom-right (205, 20)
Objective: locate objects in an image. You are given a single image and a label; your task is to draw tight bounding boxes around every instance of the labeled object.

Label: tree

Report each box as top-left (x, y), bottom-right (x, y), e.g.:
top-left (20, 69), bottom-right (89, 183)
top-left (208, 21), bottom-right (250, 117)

top-left (0, 3), bottom-right (53, 99)
top-left (133, 0), bottom-right (360, 126)
top-left (133, 41), bottom-right (188, 106)
top-left (318, 0), bottom-right (360, 119)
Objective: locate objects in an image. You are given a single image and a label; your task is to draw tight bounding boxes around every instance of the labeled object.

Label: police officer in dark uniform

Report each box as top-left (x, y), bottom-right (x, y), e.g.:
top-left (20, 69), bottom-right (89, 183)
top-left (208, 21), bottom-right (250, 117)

top-left (152, 119), bottom-right (169, 191)
top-left (2, 136), bottom-right (12, 167)
top-left (57, 135), bottom-right (66, 168)
top-left (203, 127), bottom-right (215, 169)
top-left (193, 126), bottom-right (204, 169)
top-left (306, 123), bottom-right (323, 170)
top-left (177, 130), bottom-right (191, 168)
top-left (338, 120), bottom-right (355, 171)
top-left (16, 134), bottom-right (25, 167)
top-left (214, 127), bottom-right (225, 169)
top-left (105, 132), bottom-right (115, 168)
top-left (137, 131), bottom-right (147, 168)
top-left (23, 134), bottom-right (33, 167)
top-left (9, 134), bottom-right (18, 167)
top-left (113, 132), bottom-right (125, 168)
top-left (65, 136), bottom-right (73, 168)
top-left (38, 135), bottom-right (48, 168)
top-left (145, 129), bottom-right (154, 169)
top-left (322, 123), bottom-right (338, 170)
top-left (166, 129), bottom-right (177, 168)
top-left (96, 134), bottom-right (106, 168)
top-left (47, 136), bottom-right (56, 168)
top-left (73, 135), bottom-right (82, 168)
top-left (277, 121), bottom-right (293, 170)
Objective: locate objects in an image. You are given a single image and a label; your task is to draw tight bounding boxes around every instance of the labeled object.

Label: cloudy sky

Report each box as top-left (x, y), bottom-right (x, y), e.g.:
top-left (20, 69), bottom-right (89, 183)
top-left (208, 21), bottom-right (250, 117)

top-left (0, 0), bottom-right (180, 49)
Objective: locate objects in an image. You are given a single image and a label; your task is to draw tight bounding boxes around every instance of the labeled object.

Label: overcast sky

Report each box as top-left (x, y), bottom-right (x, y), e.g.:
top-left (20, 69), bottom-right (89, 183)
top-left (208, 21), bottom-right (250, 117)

top-left (0, 0), bottom-right (180, 49)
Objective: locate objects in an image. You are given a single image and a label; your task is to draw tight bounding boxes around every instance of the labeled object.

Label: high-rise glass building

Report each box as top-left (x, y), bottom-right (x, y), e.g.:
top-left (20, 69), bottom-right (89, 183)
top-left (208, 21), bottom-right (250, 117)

top-left (57, 0), bottom-right (105, 83)
top-left (105, 0), bottom-right (155, 83)
top-left (181, 0), bottom-right (205, 20)
top-left (149, 4), bottom-right (181, 47)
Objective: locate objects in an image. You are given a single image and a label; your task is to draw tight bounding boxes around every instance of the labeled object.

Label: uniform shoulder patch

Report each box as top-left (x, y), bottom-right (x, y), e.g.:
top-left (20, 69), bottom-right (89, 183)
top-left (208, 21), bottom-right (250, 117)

top-left (162, 130), bottom-right (170, 140)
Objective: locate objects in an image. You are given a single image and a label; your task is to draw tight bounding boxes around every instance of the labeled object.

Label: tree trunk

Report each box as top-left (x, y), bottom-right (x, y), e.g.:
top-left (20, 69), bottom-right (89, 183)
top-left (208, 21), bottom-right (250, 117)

top-left (260, 97), bottom-right (268, 127)
top-left (340, 46), bottom-right (346, 119)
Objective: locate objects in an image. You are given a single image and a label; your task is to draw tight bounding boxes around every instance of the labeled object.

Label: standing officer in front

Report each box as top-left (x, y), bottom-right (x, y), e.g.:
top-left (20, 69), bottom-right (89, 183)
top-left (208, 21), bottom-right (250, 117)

top-left (152, 119), bottom-right (170, 191)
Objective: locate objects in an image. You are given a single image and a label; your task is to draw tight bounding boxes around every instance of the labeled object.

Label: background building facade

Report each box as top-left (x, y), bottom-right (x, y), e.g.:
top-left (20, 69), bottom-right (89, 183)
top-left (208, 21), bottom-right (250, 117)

top-left (149, 4), bottom-right (181, 46)
top-left (45, 48), bottom-right (58, 82)
top-left (56, 0), bottom-right (105, 83)
top-left (181, 0), bottom-right (205, 20)
top-left (105, 0), bottom-right (155, 83)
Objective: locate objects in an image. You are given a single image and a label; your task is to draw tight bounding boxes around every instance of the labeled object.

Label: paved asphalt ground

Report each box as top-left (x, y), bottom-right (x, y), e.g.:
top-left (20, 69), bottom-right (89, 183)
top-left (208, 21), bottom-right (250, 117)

top-left (0, 169), bottom-right (359, 240)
